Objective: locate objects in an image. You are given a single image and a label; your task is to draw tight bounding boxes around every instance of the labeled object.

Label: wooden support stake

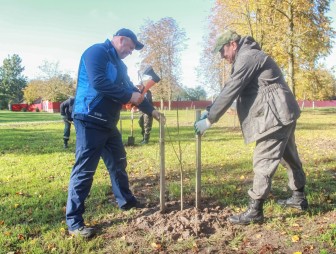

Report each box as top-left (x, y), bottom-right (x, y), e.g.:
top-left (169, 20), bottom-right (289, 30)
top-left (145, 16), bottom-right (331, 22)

top-left (159, 113), bottom-right (166, 212)
top-left (195, 110), bottom-right (201, 209)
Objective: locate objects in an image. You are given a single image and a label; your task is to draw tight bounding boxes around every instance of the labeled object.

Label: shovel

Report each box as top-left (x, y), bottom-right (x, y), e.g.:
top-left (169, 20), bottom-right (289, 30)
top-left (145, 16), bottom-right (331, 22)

top-left (127, 108), bottom-right (135, 146)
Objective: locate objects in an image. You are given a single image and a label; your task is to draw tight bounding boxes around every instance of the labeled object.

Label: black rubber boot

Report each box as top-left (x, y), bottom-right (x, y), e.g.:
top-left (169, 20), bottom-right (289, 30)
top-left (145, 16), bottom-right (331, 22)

top-left (277, 190), bottom-right (308, 210)
top-left (140, 134), bottom-right (149, 144)
top-left (63, 139), bottom-right (68, 149)
top-left (228, 199), bottom-right (264, 225)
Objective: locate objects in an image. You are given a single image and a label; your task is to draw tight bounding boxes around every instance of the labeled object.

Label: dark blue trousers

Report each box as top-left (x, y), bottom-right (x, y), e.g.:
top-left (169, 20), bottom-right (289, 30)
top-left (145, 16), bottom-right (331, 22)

top-left (66, 119), bottom-right (136, 230)
top-left (63, 119), bottom-right (71, 140)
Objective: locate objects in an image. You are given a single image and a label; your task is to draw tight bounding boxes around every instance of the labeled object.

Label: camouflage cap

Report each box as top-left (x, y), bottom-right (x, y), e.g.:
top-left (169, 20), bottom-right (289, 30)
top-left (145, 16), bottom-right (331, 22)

top-left (213, 30), bottom-right (240, 53)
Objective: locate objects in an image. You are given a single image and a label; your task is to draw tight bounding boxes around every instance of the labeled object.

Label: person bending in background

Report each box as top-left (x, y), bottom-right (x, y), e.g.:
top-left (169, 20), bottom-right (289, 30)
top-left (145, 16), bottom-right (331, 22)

top-left (60, 97), bottom-right (74, 149)
top-left (137, 81), bottom-right (153, 144)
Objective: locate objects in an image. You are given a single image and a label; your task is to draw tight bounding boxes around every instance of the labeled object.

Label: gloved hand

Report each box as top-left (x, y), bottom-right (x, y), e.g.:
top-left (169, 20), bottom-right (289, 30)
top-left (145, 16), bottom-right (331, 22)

top-left (200, 111), bottom-right (209, 120)
top-left (129, 92), bottom-right (144, 106)
top-left (152, 110), bottom-right (166, 125)
top-left (194, 118), bottom-right (212, 135)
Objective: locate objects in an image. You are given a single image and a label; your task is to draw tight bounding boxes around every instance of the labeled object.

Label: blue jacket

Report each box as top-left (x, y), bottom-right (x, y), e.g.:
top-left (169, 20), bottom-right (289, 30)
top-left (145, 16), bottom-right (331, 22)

top-left (73, 39), bottom-right (154, 128)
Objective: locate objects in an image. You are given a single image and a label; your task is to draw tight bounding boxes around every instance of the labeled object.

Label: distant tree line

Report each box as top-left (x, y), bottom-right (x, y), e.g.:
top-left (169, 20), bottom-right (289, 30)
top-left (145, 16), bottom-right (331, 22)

top-left (0, 54), bottom-right (27, 109)
top-left (1, 1), bottom-right (335, 110)
top-left (197, 0), bottom-right (336, 100)
top-left (0, 55), bottom-right (76, 109)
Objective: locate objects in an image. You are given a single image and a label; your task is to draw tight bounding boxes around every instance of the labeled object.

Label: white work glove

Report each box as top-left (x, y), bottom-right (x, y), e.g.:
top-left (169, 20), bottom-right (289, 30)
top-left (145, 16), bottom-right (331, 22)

top-left (200, 111), bottom-right (208, 120)
top-left (152, 110), bottom-right (166, 125)
top-left (194, 118), bottom-right (212, 135)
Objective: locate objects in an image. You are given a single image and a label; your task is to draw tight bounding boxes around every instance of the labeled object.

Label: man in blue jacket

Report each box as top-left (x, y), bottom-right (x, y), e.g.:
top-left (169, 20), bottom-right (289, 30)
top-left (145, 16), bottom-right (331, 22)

top-left (66, 28), bottom-right (163, 238)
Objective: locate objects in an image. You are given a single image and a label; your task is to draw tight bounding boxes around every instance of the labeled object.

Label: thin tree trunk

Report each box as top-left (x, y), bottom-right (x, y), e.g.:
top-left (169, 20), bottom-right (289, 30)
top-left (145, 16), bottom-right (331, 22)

top-left (288, 1), bottom-right (295, 96)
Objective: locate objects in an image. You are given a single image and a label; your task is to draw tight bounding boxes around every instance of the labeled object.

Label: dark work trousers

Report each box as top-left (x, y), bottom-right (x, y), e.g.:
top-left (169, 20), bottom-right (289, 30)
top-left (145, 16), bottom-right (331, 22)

top-left (248, 121), bottom-right (306, 200)
top-left (139, 113), bottom-right (153, 138)
top-left (63, 119), bottom-right (71, 141)
top-left (66, 119), bottom-right (136, 231)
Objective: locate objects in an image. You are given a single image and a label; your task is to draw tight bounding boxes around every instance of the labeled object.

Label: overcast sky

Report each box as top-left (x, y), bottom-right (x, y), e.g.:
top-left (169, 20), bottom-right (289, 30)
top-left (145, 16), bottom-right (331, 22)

top-left (0, 0), bottom-right (335, 88)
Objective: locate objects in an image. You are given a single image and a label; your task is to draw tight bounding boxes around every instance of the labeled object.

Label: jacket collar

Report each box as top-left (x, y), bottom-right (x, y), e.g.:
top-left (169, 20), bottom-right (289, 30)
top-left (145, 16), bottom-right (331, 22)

top-left (104, 39), bottom-right (120, 61)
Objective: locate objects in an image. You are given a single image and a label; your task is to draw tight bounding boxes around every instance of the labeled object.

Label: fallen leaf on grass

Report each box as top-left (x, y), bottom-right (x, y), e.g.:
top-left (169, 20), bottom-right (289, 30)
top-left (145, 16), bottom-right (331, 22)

top-left (151, 242), bottom-right (162, 251)
top-left (292, 252), bottom-right (302, 254)
top-left (14, 203), bottom-right (20, 209)
top-left (291, 235), bottom-right (300, 242)
top-left (303, 245), bottom-right (315, 251)
top-left (88, 220), bottom-right (98, 226)
top-left (17, 234), bottom-right (25, 240)
top-left (192, 242), bottom-right (199, 252)
top-left (259, 243), bottom-right (277, 253)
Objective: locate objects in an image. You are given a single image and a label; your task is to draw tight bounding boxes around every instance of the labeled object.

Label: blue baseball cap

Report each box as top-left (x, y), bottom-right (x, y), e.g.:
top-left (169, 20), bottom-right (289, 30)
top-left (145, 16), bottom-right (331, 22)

top-left (114, 28), bottom-right (144, 50)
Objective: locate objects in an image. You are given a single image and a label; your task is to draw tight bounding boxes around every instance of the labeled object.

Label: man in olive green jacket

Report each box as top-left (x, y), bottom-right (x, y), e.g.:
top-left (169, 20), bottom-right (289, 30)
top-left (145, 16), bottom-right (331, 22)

top-left (195, 30), bottom-right (308, 225)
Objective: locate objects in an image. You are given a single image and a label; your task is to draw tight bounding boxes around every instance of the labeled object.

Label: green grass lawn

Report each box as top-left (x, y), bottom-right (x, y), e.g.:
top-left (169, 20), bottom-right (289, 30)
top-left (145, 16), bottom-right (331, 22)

top-left (0, 108), bottom-right (335, 253)
top-left (0, 110), bottom-right (62, 123)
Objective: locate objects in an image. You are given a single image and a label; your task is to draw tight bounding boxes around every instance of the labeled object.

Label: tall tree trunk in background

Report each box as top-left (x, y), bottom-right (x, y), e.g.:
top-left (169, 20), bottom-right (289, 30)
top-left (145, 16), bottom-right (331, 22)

top-left (287, 1), bottom-right (295, 96)
top-left (201, 0), bottom-right (335, 100)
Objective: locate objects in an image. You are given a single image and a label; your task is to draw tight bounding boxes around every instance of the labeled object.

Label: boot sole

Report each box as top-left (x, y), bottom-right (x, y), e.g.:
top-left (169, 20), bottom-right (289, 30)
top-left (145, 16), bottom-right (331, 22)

top-left (228, 218), bottom-right (264, 225)
top-left (280, 204), bottom-right (308, 210)
top-left (229, 220), bottom-right (264, 225)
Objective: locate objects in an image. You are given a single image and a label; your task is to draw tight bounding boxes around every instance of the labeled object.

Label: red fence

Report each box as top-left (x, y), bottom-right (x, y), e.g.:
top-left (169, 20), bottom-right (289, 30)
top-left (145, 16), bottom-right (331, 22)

top-left (10, 101), bottom-right (61, 113)
top-left (152, 100), bottom-right (212, 109)
top-left (10, 100), bottom-right (336, 112)
top-left (297, 100), bottom-right (336, 108)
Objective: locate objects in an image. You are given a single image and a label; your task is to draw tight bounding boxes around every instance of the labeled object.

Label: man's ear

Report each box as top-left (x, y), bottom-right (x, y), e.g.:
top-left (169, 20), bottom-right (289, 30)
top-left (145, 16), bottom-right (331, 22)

top-left (232, 41), bottom-right (238, 51)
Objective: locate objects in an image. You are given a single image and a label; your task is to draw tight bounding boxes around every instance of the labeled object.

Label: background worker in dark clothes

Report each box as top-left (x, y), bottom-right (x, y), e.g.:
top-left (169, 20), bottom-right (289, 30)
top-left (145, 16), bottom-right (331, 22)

top-left (66, 28), bottom-right (164, 238)
top-left (136, 66), bottom-right (161, 144)
top-left (60, 97), bottom-right (74, 148)
top-left (137, 81), bottom-right (153, 144)
top-left (194, 29), bottom-right (307, 225)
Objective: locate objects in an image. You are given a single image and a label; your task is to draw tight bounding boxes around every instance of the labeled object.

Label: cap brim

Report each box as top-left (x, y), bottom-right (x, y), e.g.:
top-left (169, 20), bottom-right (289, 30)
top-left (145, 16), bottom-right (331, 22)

top-left (212, 44), bottom-right (223, 54)
top-left (135, 41), bottom-right (144, 50)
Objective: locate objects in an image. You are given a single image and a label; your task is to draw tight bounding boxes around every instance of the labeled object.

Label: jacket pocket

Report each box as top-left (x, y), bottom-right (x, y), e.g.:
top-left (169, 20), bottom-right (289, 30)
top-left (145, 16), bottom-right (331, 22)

top-left (87, 95), bottom-right (107, 122)
top-left (267, 89), bottom-right (300, 124)
top-left (253, 101), bottom-right (281, 134)
top-left (88, 97), bottom-right (121, 125)
top-left (88, 95), bottom-right (102, 111)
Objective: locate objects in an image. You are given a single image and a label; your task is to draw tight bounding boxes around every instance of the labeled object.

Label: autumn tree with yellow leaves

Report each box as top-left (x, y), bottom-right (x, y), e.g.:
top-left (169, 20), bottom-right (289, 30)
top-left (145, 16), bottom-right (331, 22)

top-left (23, 61), bottom-right (75, 103)
top-left (199, 0), bottom-right (335, 100)
top-left (138, 17), bottom-right (187, 109)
